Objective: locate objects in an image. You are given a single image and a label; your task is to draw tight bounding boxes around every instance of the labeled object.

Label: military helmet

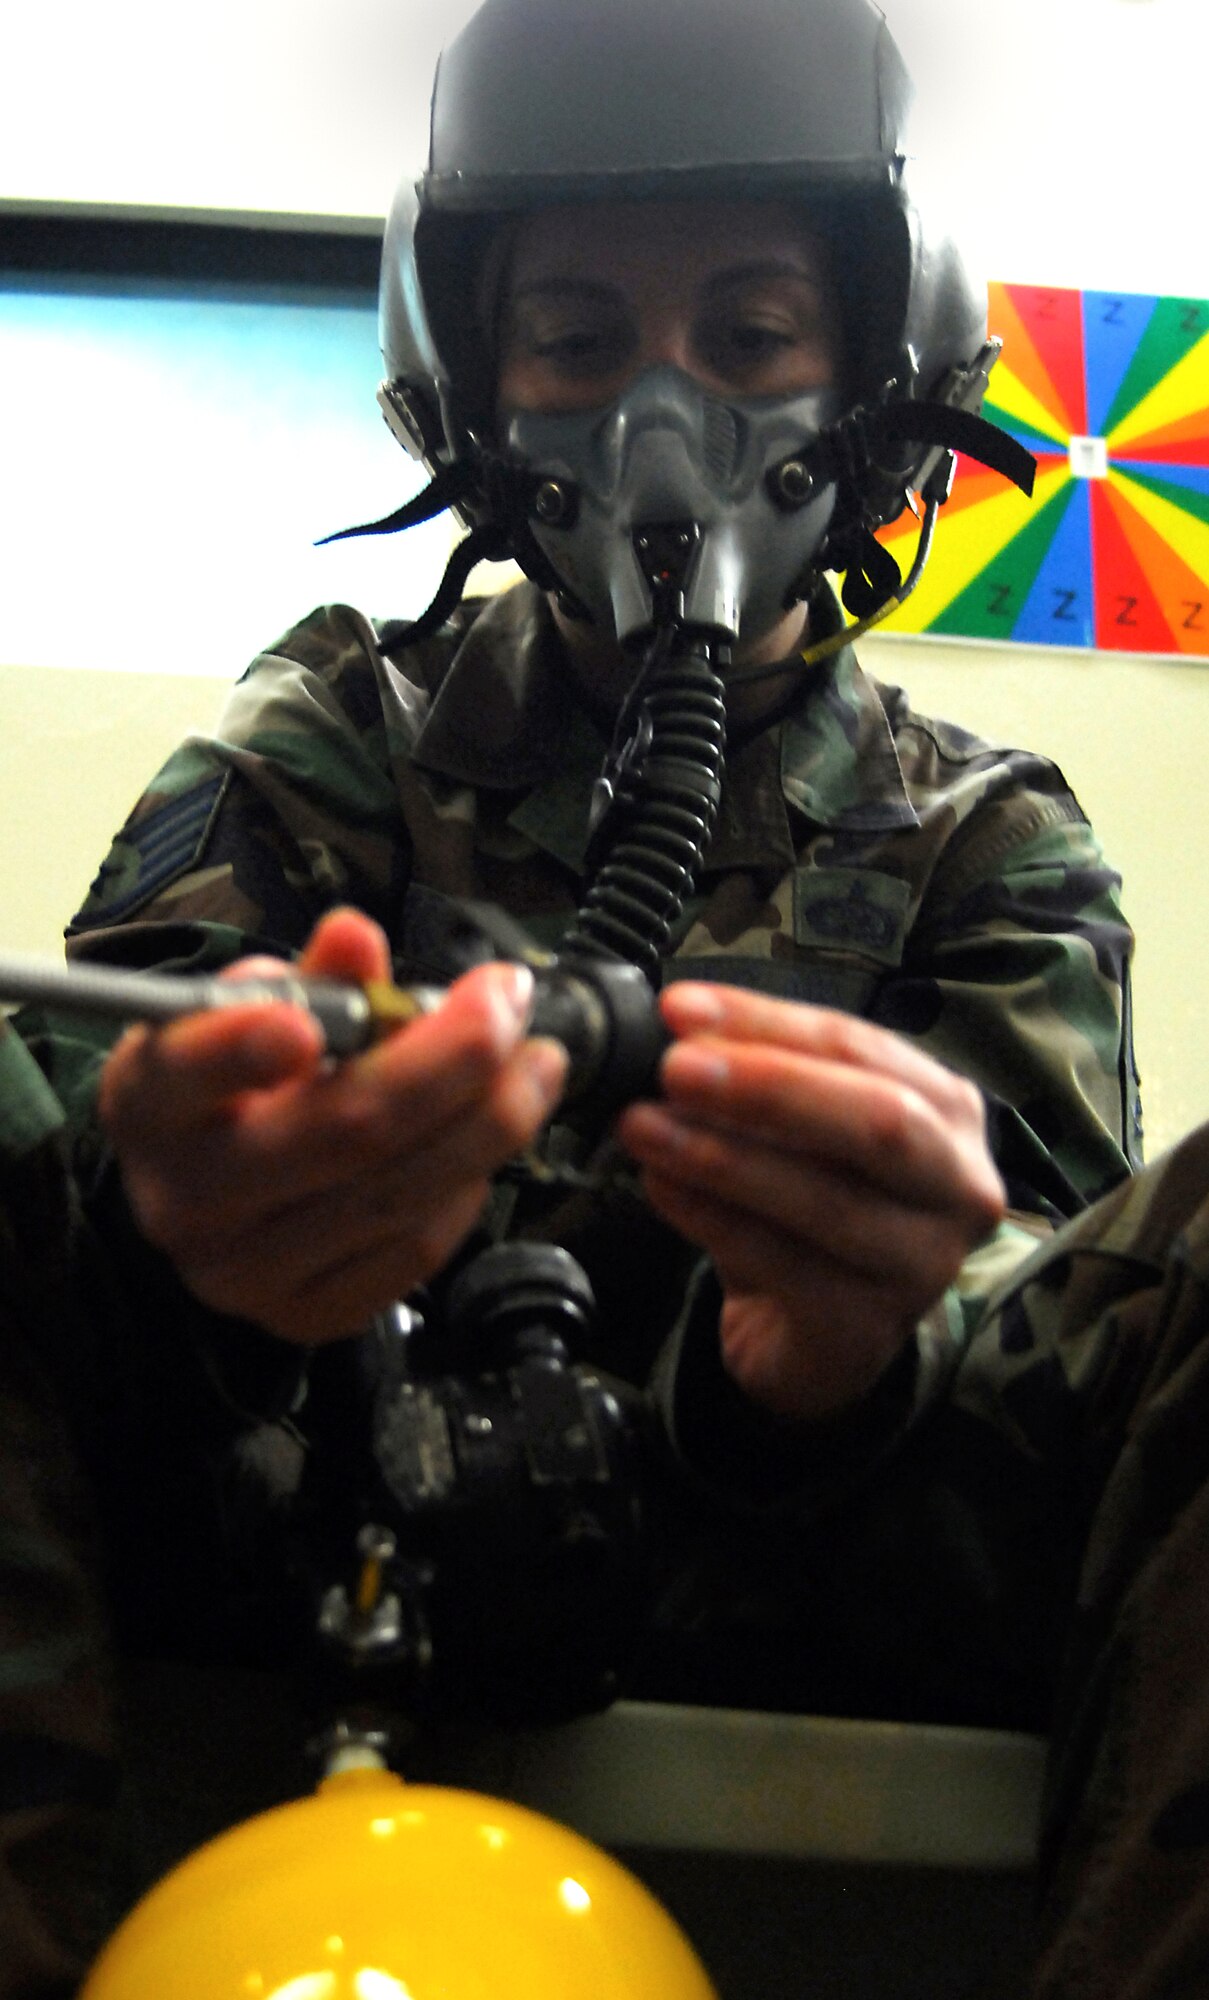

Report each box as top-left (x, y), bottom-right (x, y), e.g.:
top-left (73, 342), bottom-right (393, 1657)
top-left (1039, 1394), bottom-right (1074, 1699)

top-left (378, 0), bottom-right (989, 533)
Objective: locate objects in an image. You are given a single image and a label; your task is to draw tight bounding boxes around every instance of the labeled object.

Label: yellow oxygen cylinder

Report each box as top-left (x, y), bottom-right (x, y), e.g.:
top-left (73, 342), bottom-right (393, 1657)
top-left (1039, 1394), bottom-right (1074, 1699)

top-left (81, 1751), bottom-right (717, 1999)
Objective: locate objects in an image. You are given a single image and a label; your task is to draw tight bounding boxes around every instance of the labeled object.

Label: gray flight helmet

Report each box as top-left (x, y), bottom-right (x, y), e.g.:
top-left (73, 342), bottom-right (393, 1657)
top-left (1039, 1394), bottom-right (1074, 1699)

top-left (378, 0), bottom-right (989, 536)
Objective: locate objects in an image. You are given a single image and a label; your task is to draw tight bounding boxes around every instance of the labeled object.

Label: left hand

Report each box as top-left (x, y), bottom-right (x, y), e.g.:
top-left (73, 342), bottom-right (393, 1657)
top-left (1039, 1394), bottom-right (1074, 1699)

top-left (616, 982), bottom-right (1005, 1424)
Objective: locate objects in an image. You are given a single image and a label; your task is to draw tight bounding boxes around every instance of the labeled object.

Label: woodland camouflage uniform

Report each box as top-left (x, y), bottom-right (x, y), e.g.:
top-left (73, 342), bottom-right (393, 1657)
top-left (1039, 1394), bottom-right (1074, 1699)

top-left (0, 1024), bottom-right (115, 1997)
top-left (968, 1119), bottom-right (1209, 1998)
top-left (6, 573), bottom-right (1142, 1667)
top-left (28, 578), bottom-right (1143, 1719)
top-left (10, 577), bottom-right (1184, 1991)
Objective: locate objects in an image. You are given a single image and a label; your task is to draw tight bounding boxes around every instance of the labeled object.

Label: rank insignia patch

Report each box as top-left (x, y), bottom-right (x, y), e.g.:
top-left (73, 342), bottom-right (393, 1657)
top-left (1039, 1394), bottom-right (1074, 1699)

top-left (71, 772), bottom-right (228, 929)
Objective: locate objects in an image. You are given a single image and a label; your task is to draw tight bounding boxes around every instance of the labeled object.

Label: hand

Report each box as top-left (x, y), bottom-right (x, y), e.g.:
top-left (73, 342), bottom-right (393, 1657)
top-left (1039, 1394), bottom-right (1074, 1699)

top-left (98, 908), bottom-right (567, 1343)
top-left (617, 983), bottom-right (1005, 1423)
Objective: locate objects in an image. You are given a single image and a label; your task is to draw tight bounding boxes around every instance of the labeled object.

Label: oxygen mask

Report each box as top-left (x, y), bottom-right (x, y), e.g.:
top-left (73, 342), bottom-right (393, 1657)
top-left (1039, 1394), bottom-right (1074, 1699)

top-left (504, 365), bottom-right (842, 647)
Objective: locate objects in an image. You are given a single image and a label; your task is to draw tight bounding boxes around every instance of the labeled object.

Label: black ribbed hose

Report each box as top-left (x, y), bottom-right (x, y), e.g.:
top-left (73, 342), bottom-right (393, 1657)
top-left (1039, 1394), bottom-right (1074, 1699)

top-left (560, 635), bottom-right (728, 986)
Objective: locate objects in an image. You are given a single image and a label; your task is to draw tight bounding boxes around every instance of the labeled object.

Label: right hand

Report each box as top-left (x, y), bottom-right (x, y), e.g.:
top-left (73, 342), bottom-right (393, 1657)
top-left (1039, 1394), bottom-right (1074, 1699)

top-left (97, 907), bottom-right (568, 1343)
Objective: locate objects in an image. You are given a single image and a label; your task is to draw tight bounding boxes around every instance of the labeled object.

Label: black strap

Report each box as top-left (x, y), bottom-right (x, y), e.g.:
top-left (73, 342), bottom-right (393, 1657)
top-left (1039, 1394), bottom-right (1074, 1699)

top-left (818, 400), bottom-right (1036, 618)
top-left (314, 457), bottom-right (480, 546)
top-left (376, 521), bottom-right (512, 655)
top-left (839, 530), bottom-right (905, 619)
top-left (815, 400), bottom-right (1035, 507)
top-left (867, 401), bottom-right (1036, 496)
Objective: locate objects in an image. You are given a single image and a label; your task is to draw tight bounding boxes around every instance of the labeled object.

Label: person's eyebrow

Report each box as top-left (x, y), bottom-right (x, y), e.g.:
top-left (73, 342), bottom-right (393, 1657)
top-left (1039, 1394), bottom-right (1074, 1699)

top-left (505, 278), bottom-right (627, 309)
top-left (702, 259), bottom-right (825, 297)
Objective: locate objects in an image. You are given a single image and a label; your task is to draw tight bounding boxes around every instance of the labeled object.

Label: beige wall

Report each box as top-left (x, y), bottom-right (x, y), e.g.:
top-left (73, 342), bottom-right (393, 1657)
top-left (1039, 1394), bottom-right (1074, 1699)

top-left (1, 661), bottom-right (227, 959)
top-left (4, 633), bottom-right (1206, 1160)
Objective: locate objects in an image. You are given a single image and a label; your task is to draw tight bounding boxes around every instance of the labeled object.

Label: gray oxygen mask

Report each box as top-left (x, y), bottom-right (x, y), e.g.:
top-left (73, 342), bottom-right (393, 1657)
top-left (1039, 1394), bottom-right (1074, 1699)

top-left (504, 366), bottom-right (841, 646)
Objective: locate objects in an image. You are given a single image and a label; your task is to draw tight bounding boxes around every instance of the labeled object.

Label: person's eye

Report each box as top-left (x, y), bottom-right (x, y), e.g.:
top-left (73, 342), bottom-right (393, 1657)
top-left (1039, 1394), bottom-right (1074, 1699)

top-left (533, 328), bottom-right (618, 368)
top-left (515, 315), bottom-right (632, 379)
top-left (701, 316), bottom-right (797, 372)
top-left (696, 302), bottom-right (834, 394)
top-left (498, 302), bottom-right (638, 411)
top-left (728, 321), bottom-right (796, 360)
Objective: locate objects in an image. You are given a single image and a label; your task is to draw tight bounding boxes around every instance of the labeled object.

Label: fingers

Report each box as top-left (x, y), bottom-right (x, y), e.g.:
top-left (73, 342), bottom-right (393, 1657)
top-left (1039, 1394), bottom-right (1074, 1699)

top-left (638, 1153), bottom-right (958, 1422)
top-left (103, 955), bottom-right (534, 1168)
top-left (630, 1117), bottom-right (989, 1299)
top-left (640, 1162), bottom-right (928, 1420)
top-left (618, 981), bottom-right (1007, 1423)
top-left (97, 935), bottom-right (570, 1340)
top-left (168, 1041), bottom-right (567, 1341)
top-left (662, 1037), bottom-right (960, 1202)
top-left (648, 1160), bottom-right (920, 1424)
top-left (660, 981), bottom-right (984, 1127)
top-left (176, 961), bottom-right (543, 1213)
top-left (624, 1026), bottom-right (1003, 1229)
top-left (100, 1003), bottom-right (325, 1141)
top-left (99, 904), bottom-right (393, 1139)
top-left (126, 1016), bottom-right (564, 1251)
top-left (296, 905), bottom-right (393, 984)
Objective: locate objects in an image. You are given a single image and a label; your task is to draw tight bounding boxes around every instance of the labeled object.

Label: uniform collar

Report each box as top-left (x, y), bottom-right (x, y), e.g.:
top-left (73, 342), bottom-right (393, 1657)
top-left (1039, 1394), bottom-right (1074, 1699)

top-left (410, 584), bottom-right (585, 792)
top-left (409, 582), bottom-right (919, 872)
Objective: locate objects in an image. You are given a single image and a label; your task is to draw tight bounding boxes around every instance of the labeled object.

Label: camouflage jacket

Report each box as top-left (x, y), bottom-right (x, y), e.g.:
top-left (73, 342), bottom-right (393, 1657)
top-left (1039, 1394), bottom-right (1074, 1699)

top-left (44, 579), bottom-right (1140, 1523)
top-left (0, 1023), bottom-right (117, 1993)
top-left (959, 1119), bottom-right (1209, 1980)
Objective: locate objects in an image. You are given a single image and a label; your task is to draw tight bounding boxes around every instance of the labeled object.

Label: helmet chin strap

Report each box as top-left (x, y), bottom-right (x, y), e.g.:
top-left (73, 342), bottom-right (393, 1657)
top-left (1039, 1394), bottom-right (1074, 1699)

top-left (807, 397), bottom-right (1036, 619)
top-left (316, 451), bottom-right (565, 656)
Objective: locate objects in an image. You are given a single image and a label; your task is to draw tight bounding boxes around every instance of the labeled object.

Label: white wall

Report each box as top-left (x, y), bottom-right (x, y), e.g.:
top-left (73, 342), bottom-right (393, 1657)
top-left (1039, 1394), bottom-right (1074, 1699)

top-left (885, 0), bottom-right (1207, 295)
top-left (4, 0), bottom-right (1206, 294)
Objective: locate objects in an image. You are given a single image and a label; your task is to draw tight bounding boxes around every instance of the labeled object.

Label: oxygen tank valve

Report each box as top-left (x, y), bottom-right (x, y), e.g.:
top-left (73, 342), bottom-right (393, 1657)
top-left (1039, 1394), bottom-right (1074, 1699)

top-left (316, 1522), bottom-right (435, 1686)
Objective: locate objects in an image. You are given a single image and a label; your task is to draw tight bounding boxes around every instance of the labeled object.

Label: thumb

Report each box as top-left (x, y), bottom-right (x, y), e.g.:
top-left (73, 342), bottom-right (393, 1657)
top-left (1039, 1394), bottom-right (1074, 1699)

top-left (297, 906), bottom-right (393, 984)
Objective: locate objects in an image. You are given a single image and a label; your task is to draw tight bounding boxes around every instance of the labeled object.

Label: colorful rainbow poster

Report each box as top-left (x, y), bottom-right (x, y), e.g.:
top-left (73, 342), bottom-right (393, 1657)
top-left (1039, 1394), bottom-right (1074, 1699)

top-left (877, 284), bottom-right (1209, 657)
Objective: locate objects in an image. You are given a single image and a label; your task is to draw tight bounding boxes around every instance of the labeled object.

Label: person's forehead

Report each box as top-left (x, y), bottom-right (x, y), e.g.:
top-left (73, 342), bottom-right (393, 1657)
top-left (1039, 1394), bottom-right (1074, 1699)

top-left (503, 199), bottom-right (829, 294)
